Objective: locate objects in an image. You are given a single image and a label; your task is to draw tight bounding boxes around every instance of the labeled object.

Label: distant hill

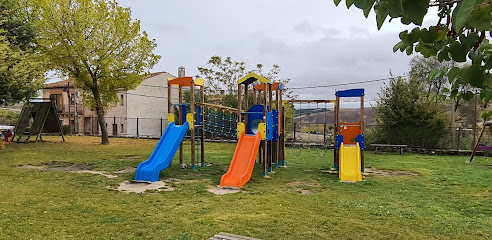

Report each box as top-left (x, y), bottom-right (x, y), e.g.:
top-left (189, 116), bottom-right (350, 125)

top-left (294, 107), bottom-right (377, 126)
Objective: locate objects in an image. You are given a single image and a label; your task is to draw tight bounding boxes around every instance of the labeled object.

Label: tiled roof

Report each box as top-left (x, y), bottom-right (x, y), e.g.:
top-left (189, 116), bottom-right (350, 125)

top-left (44, 72), bottom-right (170, 89)
top-left (43, 79), bottom-right (75, 89)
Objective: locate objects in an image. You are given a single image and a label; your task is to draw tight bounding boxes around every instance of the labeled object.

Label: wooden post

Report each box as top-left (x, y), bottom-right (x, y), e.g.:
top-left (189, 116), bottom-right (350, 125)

top-left (237, 84), bottom-right (242, 124)
top-left (179, 85), bottom-right (183, 166)
top-left (200, 86), bottom-right (205, 167)
top-left (470, 121), bottom-right (487, 163)
top-left (190, 81), bottom-right (196, 169)
top-left (263, 83), bottom-right (267, 176)
top-left (280, 89), bottom-right (285, 166)
top-left (334, 96), bottom-right (340, 170)
top-left (275, 87), bottom-right (280, 168)
top-left (268, 84), bottom-right (273, 172)
top-left (244, 84), bottom-right (249, 132)
top-left (253, 89), bottom-right (257, 105)
top-left (360, 94), bottom-right (364, 171)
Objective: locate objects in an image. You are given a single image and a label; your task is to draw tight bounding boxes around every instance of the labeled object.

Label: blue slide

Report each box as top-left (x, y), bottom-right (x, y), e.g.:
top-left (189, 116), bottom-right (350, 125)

top-left (134, 122), bottom-right (189, 182)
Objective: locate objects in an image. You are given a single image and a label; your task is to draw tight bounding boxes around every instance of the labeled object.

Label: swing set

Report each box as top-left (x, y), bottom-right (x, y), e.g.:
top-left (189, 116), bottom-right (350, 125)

top-left (289, 99), bottom-right (336, 158)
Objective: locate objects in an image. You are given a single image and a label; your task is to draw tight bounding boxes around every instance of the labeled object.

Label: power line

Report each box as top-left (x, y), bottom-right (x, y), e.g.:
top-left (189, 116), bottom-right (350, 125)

top-left (287, 74), bottom-right (407, 90)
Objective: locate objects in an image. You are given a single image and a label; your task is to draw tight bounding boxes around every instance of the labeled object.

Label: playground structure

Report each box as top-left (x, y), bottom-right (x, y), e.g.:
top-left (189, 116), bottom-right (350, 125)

top-left (334, 89), bottom-right (365, 181)
top-left (219, 73), bottom-right (285, 188)
top-left (13, 98), bottom-right (65, 142)
top-left (134, 72), bottom-right (286, 187)
top-left (134, 77), bottom-right (205, 182)
top-left (289, 89), bottom-right (365, 182)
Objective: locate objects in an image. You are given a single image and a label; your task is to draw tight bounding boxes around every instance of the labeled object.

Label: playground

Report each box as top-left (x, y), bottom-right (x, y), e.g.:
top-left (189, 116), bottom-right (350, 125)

top-left (1, 136), bottom-right (491, 239)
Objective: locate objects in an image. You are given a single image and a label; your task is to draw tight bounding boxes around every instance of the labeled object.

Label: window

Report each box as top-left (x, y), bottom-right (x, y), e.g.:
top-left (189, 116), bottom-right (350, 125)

top-left (121, 124), bottom-right (124, 133)
top-left (120, 94), bottom-right (124, 106)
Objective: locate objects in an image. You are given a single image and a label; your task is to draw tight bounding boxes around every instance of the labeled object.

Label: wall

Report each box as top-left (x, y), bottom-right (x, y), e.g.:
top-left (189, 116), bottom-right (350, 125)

top-left (123, 72), bottom-right (179, 137)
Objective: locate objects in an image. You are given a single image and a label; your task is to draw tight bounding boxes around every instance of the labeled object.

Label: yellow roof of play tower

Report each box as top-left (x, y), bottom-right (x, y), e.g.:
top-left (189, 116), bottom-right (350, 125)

top-left (237, 72), bottom-right (270, 85)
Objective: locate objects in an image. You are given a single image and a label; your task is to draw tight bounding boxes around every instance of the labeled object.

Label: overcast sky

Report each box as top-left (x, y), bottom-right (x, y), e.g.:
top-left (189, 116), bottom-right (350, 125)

top-left (116, 0), bottom-right (438, 102)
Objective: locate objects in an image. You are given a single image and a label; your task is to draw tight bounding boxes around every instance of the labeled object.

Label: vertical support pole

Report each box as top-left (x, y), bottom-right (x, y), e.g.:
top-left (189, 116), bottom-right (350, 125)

top-left (67, 82), bottom-right (71, 135)
top-left (190, 81), bottom-right (196, 170)
top-left (263, 83), bottom-right (267, 176)
top-left (268, 84), bottom-right (273, 173)
top-left (253, 88), bottom-right (257, 105)
top-left (280, 88), bottom-right (285, 166)
top-left (160, 118), bottom-right (163, 136)
top-left (275, 87), bottom-right (280, 168)
top-left (136, 117), bottom-right (139, 137)
top-left (244, 84), bottom-right (249, 133)
top-left (237, 84), bottom-right (242, 124)
top-left (334, 96), bottom-right (340, 170)
top-left (360, 94), bottom-right (365, 172)
top-left (179, 84), bottom-right (183, 166)
top-left (200, 86), bottom-right (205, 167)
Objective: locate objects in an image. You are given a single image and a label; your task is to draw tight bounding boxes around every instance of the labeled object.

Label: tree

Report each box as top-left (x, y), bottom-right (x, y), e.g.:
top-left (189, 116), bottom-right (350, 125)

top-left (197, 56), bottom-right (293, 108)
top-left (371, 77), bottom-right (449, 147)
top-left (33, 0), bottom-right (160, 144)
top-left (409, 55), bottom-right (457, 97)
top-left (0, 0), bottom-right (44, 105)
top-left (334, 0), bottom-right (491, 117)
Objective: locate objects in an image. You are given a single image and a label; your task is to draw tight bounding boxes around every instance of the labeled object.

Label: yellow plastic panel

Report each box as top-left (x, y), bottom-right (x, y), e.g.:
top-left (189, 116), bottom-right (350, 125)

top-left (258, 123), bottom-right (266, 140)
top-left (168, 113), bottom-right (175, 123)
top-left (339, 143), bottom-right (362, 182)
top-left (237, 122), bottom-right (245, 139)
top-left (187, 113), bottom-right (194, 129)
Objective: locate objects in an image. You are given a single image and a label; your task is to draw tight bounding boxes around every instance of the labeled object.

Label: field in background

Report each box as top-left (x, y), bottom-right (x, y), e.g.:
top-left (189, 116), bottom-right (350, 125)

top-left (0, 136), bottom-right (491, 239)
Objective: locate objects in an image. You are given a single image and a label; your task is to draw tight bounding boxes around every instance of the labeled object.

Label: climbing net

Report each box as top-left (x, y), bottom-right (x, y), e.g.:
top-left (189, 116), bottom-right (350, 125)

top-left (199, 103), bottom-right (238, 139)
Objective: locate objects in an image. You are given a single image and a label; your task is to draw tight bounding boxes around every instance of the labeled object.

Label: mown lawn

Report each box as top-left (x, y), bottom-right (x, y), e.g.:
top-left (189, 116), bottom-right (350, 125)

top-left (0, 136), bottom-right (491, 239)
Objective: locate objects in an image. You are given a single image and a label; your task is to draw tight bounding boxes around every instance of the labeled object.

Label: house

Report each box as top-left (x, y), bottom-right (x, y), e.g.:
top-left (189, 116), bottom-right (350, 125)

top-left (43, 68), bottom-right (183, 137)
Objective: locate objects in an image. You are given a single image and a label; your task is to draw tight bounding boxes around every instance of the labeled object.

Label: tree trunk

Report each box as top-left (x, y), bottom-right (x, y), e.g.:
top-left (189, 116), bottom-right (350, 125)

top-left (91, 86), bottom-right (109, 144)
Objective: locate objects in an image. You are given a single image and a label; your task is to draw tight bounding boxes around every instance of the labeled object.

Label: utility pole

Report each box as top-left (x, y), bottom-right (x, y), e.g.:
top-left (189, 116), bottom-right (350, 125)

top-left (66, 82), bottom-right (72, 135)
top-left (74, 88), bottom-right (79, 134)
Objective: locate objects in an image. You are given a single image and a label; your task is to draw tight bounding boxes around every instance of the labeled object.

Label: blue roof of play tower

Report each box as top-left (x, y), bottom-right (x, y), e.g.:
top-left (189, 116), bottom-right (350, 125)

top-left (336, 89), bottom-right (364, 97)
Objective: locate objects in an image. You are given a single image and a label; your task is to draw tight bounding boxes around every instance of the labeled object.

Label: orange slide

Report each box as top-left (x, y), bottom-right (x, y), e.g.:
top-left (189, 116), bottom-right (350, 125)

top-left (220, 132), bottom-right (262, 188)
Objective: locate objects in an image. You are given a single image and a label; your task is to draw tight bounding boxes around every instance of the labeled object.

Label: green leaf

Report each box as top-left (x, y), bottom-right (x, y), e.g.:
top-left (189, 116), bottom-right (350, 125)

top-left (436, 29), bottom-right (446, 41)
top-left (334, 0), bottom-right (343, 6)
top-left (483, 73), bottom-right (492, 87)
top-left (393, 40), bottom-right (406, 52)
top-left (419, 28), bottom-right (438, 44)
top-left (481, 110), bottom-right (492, 121)
top-left (462, 91), bottom-right (475, 101)
top-left (460, 32), bottom-right (480, 52)
top-left (442, 88), bottom-right (450, 93)
top-left (461, 65), bottom-right (484, 88)
top-left (438, 47), bottom-right (451, 61)
top-left (429, 68), bottom-right (439, 80)
top-left (450, 89), bottom-right (459, 99)
top-left (401, 0), bottom-right (429, 26)
top-left (346, 0), bottom-right (355, 8)
top-left (452, 0), bottom-right (483, 31)
top-left (449, 41), bottom-right (467, 62)
top-left (447, 67), bottom-right (461, 83)
top-left (405, 44), bottom-right (413, 55)
top-left (468, 4), bottom-right (492, 31)
top-left (388, 0), bottom-right (403, 17)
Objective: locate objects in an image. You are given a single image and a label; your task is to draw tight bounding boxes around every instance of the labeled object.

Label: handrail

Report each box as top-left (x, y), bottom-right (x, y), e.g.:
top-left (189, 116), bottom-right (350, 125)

top-left (197, 102), bottom-right (238, 112)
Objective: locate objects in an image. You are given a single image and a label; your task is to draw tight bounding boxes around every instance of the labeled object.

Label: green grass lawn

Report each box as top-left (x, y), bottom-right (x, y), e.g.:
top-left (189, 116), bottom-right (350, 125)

top-left (0, 136), bottom-right (491, 239)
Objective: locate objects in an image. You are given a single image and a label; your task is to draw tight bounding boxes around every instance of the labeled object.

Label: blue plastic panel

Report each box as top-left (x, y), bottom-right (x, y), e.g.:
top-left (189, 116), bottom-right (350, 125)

top-left (246, 104), bottom-right (269, 134)
top-left (197, 106), bottom-right (202, 125)
top-left (336, 135), bottom-right (344, 150)
top-left (336, 89), bottom-right (364, 97)
top-left (357, 134), bottom-right (364, 150)
top-left (266, 112), bottom-right (274, 141)
top-left (272, 110), bottom-right (278, 141)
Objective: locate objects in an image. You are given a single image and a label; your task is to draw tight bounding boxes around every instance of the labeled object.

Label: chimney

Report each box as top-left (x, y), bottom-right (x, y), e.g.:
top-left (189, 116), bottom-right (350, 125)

top-left (178, 66), bottom-right (185, 77)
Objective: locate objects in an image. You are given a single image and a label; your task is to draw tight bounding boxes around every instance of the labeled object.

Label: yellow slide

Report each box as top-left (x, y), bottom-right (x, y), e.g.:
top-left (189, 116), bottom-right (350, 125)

top-left (339, 143), bottom-right (362, 181)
